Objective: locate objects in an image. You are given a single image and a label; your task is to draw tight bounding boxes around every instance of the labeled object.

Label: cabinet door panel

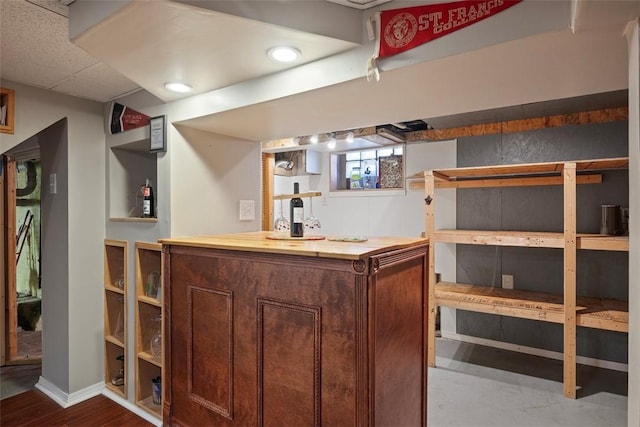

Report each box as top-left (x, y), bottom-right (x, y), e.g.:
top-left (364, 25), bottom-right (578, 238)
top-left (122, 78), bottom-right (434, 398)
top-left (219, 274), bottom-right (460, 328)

top-left (258, 299), bottom-right (321, 426)
top-left (188, 286), bottom-right (233, 419)
top-left (373, 257), bottom-right (427, 426)
top-left (170, 253), bottom-right (252, 426)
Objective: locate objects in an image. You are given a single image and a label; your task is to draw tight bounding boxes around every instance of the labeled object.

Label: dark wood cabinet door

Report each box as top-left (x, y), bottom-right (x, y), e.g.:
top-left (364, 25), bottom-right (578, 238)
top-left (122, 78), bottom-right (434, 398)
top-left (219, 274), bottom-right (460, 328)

top-left (166, 250), bottom-right (359, 426)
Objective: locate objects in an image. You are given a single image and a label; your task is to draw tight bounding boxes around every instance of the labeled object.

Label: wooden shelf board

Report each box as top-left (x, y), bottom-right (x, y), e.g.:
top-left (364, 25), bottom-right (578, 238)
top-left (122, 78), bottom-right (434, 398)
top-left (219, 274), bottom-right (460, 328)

top-left (105, 239), bottom-right (128, 248)
top-left (109, 217), bottom-right (158, 223)
top-left (426, 157), bottom-right (628, 181)
top-left (138, 351), bottom-right (162, 367)
top-left (578, 234), bottom-right (629, 251)
top-left (138, 396), bottom-right (162, 417)
top-left (138, 295), bottom-right (162, 307)
top-left (136, 241), bottom-right (161, 251)
top-left (105, 335), bottom-right (125, 348)
top-left (434, 230), bottom-right (565, 248)
top-left (138, 395), bottom-right (162, 417)
top-left (409, 174), bottom-right (602, 189)
top-left (274, 191), bottom-right (321, 200)
top-left (435, 283), bottom-right (628, 332)
top-left (105, 382), bottom-right (126, 398)
top-left (105, 285), bottom-right (125, 295)
top-left (433, 230), bottom-right (629, 251)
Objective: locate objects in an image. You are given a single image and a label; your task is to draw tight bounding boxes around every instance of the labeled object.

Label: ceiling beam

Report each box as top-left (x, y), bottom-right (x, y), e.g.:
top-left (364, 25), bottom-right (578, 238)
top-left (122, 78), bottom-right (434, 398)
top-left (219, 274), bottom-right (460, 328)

top-left (406, 106), bottom-right (628, 142)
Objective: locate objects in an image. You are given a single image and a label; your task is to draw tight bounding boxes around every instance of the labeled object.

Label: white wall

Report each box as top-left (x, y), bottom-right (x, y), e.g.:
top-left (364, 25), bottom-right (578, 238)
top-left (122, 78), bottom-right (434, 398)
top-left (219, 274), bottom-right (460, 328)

top-left (38, 119), bottom-right (70, 393)
top-left (0, 80), bottom-right (105, 395)
top-left (67, 102), bottom-right (108, 392)
top-left (273, 141), bottom-right (454, 236)
top-left (170, 125), bottom-right (262, 238)
top-left (626, 18), bottom-right (639, 427)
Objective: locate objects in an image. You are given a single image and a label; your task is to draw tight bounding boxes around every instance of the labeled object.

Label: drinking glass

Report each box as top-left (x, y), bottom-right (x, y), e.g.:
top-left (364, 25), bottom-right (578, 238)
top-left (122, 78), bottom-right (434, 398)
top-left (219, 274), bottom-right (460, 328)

top-left (274, 199), bottom-right (290, 232)
top-left (150, 316), bottom-right (162, 360)
top-left (304, 197), bottom-right (321, 232)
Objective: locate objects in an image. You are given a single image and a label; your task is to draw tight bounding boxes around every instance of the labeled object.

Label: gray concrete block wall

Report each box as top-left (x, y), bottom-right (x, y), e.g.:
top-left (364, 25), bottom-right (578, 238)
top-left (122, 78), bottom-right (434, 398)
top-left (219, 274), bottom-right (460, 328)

top-left (456, 121), bottom-right (629, 363)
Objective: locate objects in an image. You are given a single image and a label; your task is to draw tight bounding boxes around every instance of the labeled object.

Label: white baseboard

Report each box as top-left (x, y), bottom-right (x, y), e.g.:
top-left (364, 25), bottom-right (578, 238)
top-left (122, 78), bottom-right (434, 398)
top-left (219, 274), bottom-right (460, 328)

top-left (102, 387), bottom-right (162, 427)
top-left (35, 377), bottom-right (103, 408)
top-left (440, 332), bottom-right (629, 373)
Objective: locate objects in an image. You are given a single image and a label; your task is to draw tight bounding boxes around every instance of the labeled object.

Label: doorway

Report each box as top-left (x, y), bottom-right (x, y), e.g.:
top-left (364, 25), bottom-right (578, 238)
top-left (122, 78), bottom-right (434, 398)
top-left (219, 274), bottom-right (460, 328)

top-left (2, 153), bottom-right (42, 365)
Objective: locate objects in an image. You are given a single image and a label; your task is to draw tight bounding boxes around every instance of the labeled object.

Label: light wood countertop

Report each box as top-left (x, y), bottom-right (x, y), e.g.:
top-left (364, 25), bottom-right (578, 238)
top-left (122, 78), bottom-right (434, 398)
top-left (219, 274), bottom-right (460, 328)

top-left (159, 231), bottom-right (428, 260)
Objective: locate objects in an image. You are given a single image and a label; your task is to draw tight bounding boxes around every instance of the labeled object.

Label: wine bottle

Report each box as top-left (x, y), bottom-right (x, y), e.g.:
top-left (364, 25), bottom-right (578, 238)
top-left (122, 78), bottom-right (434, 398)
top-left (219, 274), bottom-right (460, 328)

top-left (143, 178), bottom-right (155, 218)
top-left (290, 182), bottom-right (304, 237)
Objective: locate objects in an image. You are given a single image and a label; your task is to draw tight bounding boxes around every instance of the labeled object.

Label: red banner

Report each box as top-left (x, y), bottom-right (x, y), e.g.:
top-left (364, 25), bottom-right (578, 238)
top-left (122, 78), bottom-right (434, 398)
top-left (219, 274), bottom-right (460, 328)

top-left (108, 102), bottom-right (150, 134)
top-left (368, 0), bottom-right (522, 79)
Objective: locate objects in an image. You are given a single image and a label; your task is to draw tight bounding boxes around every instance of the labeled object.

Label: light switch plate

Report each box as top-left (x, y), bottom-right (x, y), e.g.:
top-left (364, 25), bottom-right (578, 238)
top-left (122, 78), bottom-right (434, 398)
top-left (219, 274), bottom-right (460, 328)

top-left (239, 200), bottom-right (255, 221)
top-left (49, 173), bottom-right (57, 194)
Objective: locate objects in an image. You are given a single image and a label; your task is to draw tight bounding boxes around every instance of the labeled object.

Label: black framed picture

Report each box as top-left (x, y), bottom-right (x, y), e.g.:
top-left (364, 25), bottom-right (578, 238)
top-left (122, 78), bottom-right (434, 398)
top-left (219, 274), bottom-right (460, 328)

top-left (149, 115), bottom-right (166, 153)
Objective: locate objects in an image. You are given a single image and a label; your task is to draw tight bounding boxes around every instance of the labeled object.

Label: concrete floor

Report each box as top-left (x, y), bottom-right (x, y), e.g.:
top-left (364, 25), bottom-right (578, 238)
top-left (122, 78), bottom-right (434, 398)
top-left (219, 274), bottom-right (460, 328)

top-left (429, 338), bottom-right (627, 427)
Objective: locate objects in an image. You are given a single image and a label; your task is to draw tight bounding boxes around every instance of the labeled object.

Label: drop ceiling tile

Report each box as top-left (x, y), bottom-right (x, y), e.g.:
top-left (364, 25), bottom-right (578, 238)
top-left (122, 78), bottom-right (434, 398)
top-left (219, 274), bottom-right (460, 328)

top-left (0, 0), bottom-right (139, 101)
top-left (0, 56), bottom-right (70, 89)
top-left (1, 1), bottom-right (97, 74)
top-left (27, 0), bottom-right (69, 17)
top-left (50, 62), bottom-right (141, 102)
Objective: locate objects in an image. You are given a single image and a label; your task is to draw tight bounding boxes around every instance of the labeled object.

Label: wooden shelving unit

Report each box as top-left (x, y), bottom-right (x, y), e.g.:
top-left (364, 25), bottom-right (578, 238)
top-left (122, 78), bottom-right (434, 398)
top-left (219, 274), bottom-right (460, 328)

top-left (421, 157), bottom-right (629, 399)
top-left (134, 242), bottom-right (163, 418)
top-left (104, 240), bottom-right (128, 398)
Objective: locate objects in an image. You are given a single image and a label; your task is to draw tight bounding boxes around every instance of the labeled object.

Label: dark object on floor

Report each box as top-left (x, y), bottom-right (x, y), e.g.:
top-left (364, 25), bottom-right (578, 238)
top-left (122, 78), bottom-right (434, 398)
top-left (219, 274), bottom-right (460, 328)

top-left (17, 298), bottom-right (41, 331)
top-left (0, 389), bottom-right (153, 426)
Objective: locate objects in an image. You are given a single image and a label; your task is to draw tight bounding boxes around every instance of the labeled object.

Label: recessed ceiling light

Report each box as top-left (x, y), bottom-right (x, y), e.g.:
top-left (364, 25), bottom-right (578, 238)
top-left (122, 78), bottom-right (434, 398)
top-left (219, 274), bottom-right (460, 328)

top-left (164, 82), bottom-right (193, 93)
top-left (267, 46), bottom-right (301, 63)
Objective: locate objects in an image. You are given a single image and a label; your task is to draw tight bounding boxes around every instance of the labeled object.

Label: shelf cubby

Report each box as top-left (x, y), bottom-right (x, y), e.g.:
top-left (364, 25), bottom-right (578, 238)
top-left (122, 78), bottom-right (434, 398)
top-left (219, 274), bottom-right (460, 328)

top-left (104, 240), bottom-right (128, 398)
top-left (135, 241), bottom-right (163, 417)
top-left (105, 340), bottom-right (126, 398)
top-left (136, 358), bottom-right (162, 418)
top-left (104, 290), bottom-right (126, 345)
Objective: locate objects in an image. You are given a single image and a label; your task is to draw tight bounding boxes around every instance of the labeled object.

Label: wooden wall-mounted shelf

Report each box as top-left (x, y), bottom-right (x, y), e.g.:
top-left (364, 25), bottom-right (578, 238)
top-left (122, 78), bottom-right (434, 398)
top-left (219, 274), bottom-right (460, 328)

top-left (273, 191), bottom-right (321, 200)
top-left (0, 87), bottom-right (15, 134)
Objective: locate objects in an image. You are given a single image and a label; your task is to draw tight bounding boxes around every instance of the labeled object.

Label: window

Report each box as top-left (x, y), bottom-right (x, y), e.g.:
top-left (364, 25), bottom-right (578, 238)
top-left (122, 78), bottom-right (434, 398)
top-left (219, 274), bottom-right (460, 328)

top-left (330, 145), bottom-right (404, 191)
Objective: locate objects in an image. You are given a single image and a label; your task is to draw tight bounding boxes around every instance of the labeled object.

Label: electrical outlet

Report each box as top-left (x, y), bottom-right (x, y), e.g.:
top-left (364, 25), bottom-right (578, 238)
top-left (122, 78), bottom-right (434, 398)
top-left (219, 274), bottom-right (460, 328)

top-left (239, 200), bottom-right (255, 221)
top-left (502, 274), bottom-right (514, 289)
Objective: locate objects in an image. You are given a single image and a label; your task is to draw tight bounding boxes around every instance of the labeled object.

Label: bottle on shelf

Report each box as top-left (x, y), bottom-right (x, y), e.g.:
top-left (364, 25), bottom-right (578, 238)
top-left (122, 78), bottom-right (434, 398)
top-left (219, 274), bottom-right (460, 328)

top-left (142, 178), bottom-right (155, 218)
top-left (290, 182), bottom-right (304, 237)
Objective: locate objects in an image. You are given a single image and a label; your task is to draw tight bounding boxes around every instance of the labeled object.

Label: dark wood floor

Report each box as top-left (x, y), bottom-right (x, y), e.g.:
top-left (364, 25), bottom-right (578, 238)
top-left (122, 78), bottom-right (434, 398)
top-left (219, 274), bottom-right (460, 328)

top-left (0, 389), bottom-right (153, 426)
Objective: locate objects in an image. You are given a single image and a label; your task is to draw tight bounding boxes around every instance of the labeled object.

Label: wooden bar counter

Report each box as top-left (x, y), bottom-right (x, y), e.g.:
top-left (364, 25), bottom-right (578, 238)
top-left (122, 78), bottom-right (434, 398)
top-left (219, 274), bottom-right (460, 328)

top-left (160, 231), bottom-right (429, 426)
